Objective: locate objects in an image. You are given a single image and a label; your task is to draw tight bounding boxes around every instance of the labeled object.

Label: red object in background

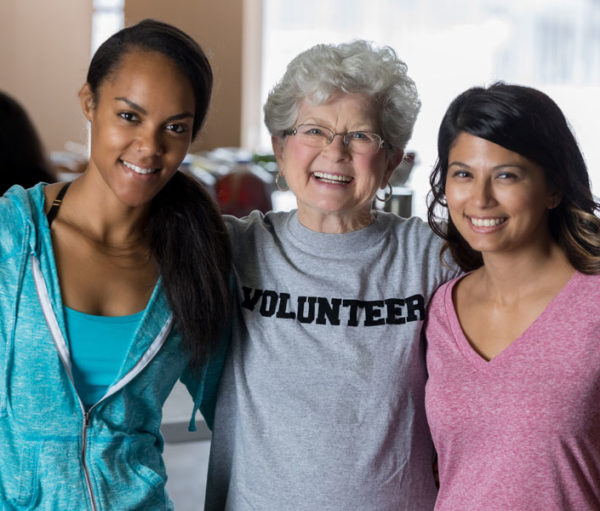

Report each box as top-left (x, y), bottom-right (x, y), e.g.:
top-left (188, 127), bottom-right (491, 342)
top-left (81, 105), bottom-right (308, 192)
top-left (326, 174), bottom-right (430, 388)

top-left (215, 168), bottom-right (272, 217)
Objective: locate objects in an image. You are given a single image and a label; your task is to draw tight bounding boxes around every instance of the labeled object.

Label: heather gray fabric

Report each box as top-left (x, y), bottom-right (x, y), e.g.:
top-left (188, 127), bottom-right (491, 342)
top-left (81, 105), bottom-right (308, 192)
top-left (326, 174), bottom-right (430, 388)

top-left (206, 210), bottom-right (457, 511)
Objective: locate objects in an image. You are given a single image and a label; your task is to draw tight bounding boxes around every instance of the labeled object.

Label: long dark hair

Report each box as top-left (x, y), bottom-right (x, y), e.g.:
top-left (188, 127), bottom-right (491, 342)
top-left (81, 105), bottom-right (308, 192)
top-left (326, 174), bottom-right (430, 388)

top-left (0, 91), bottom-right (55, 194)
top-left (428, 82), bottom-right (600, 274)
top-left (87, 19), bottom-right (231, 367)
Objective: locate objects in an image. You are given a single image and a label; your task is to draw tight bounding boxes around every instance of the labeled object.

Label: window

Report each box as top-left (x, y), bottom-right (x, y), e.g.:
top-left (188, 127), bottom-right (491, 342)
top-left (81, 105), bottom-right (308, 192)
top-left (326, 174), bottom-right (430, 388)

top-left (91, 0), bottom-right (124, 55)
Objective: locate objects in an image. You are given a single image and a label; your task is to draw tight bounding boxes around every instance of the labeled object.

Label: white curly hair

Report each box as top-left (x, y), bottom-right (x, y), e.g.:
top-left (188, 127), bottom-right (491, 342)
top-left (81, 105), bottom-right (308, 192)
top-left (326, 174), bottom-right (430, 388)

top-left (264, 40), bottom-right (421, 152)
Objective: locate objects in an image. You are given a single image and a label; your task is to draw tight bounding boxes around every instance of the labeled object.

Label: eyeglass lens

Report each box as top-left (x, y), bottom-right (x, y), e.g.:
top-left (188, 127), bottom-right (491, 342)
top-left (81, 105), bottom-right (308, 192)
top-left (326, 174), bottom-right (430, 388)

top-left (294, 124), bottom-right (382, 154)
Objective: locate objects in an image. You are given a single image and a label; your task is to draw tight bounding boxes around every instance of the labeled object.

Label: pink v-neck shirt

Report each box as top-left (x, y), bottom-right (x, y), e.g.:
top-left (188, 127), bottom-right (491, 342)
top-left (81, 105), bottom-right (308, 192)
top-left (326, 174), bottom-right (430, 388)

top-left (425, 272), bottom-right (600, 510)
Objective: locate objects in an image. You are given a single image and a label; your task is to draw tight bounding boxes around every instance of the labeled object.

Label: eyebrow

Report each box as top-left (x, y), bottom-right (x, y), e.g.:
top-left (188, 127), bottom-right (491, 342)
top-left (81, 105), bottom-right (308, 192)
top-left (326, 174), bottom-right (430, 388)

top-left (299, 116), bottom-right (377, 128)
top-left (448, 161), bottom-right (526, 171)
top-left (114, 97), bottom-right (194, 122)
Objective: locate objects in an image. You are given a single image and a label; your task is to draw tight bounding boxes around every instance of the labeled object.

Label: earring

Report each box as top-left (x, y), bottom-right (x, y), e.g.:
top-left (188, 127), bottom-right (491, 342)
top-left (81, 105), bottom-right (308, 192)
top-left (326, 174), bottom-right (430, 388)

top-left (375, 182), bottom-right (392, 202)
top-left (547, 196), bottom-right (561, 209)
top-left (275, 174), bottom-right (289, 192)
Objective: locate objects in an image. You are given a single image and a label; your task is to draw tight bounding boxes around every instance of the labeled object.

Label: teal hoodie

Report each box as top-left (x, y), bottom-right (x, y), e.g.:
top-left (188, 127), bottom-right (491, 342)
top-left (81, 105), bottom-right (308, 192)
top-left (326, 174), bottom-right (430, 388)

top-left (0, 184), bottom-right (224, 510)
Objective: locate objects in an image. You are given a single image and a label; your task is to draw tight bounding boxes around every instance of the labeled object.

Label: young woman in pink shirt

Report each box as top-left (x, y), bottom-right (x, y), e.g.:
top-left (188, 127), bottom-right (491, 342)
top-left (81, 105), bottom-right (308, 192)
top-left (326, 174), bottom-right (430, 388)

top-left (425, 83), bottom-right (600, 510)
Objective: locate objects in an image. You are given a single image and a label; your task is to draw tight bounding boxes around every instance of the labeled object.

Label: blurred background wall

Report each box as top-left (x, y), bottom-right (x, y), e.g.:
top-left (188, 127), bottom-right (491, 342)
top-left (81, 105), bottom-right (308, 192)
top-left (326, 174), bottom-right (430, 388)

top-left (124, 0), bottom-right (244, 152)
top-left (0, 0), bottom-right (248, 154)
top-left (0, 1), bottom-right (93, 153)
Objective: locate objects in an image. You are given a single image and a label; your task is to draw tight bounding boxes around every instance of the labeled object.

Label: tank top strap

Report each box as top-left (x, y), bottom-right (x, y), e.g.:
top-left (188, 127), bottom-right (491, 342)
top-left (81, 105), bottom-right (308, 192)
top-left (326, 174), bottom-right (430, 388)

top-left (46, 182), bottom-right (71, 227)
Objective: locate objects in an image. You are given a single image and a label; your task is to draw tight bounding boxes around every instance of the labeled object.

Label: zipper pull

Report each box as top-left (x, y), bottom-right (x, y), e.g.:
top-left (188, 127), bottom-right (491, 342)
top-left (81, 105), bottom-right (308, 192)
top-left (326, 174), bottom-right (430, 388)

top-left (84, 411), bottom-right (90, 427)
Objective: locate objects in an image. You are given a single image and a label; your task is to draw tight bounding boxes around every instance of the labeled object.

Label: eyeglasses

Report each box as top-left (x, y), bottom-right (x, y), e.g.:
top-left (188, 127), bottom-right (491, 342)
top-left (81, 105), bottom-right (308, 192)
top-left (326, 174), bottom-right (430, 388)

top-left (285, 123), bottom-right (386, 155)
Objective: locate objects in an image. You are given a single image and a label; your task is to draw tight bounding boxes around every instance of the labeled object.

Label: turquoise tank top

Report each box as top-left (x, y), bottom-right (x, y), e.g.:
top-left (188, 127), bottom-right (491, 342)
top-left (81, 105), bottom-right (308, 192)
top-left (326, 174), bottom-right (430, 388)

top-left (64, 306), bottom-right (144, 408)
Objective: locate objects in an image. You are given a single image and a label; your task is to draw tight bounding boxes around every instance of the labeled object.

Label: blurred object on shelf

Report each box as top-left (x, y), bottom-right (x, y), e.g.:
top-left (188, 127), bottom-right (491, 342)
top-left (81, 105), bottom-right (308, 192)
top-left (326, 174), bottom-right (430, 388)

top-left (51, 152), bottom-right (87, 181)
top-left (271, 188), bottom-right (297, 212)
top-left (215, 159), bottom-right (273, 217)
top-left (187, 147), bottom-right (275, 217)
top-left (389, 151), bottom-right (416, 186)
top-left (385, 186), bottom-right (413, 218)
top-left (375, 151), bottom-right (416, 218)
top-left (181, 154), bottom-right (217, 195)
top-left (252, 152), bottom-right (279, 174)
top-left (51, 141), bottom-right (88, 181)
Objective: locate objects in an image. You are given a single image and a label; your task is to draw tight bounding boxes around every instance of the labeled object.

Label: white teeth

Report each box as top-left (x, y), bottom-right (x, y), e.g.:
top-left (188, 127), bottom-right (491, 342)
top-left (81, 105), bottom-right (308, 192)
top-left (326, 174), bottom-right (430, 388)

top-left (470, 217), bottom-right (505, 227)
top-left (313, 171), bottom-right (352, 183)
top-left (122, 160), bottom-right (156, 175)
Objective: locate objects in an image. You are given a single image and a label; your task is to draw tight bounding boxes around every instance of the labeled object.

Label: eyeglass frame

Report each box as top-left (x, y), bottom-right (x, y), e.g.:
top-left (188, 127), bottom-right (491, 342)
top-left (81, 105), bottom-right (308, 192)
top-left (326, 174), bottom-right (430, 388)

top-left (283, 123), bottom-right (388, 154)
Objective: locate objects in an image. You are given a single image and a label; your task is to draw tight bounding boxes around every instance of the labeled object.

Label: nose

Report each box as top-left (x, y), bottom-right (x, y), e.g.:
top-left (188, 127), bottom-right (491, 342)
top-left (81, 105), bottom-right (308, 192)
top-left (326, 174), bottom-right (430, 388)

top-left (472, 177), bottom-right (495, 208)
top-left (323, 133), bottom-right (351, 160)
top-left (136, 128), bottom-right (165, 157)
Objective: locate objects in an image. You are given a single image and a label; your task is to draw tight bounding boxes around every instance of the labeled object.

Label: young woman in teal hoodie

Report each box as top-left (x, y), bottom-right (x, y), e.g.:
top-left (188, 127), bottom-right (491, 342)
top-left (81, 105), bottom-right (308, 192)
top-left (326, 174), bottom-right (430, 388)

top-left (0, 19), bottom-right (231, 510)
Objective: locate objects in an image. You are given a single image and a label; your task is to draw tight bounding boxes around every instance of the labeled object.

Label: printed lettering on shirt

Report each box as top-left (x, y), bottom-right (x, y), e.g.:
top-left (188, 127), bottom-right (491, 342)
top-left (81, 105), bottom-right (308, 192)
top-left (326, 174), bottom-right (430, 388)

top-left (241, 286), bottom-right (425, 327)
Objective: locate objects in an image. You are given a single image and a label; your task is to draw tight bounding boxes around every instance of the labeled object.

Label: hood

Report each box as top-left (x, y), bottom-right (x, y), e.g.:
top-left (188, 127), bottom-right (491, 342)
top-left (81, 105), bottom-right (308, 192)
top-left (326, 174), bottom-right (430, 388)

top-left (2, 183), bottom-right (67, 333)
top-left (2, 183), bottom-right (47, 256)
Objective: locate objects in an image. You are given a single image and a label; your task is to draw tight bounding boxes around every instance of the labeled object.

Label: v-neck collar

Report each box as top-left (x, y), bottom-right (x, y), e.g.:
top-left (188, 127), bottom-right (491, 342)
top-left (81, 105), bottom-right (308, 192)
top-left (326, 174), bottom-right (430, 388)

top-left (444, 271), bottom-right (582, 372)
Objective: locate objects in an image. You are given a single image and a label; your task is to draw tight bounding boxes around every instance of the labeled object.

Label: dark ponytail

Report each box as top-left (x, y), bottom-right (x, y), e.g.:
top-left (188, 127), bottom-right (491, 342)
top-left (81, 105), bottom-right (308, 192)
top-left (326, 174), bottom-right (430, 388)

top-left (149, 171), bottom-right (231, 368)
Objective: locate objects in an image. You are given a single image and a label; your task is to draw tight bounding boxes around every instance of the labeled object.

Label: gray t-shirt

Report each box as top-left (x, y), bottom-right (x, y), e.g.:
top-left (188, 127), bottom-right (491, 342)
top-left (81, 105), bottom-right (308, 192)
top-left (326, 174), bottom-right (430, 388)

top-left (206, 210), bottom-right (457, 511)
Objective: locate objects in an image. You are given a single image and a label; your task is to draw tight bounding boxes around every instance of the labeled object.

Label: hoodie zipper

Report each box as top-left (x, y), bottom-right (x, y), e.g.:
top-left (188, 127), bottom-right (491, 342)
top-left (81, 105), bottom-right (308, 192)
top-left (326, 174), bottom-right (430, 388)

top-left (81, 410), bottom-right (98, 511)
top-left (31, 254), bottom-right (173, 511)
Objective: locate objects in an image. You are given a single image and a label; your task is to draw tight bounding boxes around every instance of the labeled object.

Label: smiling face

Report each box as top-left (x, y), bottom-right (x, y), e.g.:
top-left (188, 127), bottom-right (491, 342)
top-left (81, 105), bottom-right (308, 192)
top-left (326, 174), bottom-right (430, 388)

top-left (273, 93), bottom-right (402, 232)
top-left (445, 132), bottom-right (557, 257)
top-left (80, 49), bottom-right (195, 208)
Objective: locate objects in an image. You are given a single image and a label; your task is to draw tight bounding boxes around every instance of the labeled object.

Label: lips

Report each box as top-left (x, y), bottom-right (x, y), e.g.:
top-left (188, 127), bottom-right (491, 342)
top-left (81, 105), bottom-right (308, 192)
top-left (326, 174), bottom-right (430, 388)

top-left (312, 171), bottom-right (353, 184)
top-left (121, 159), bottom-right (159, 175)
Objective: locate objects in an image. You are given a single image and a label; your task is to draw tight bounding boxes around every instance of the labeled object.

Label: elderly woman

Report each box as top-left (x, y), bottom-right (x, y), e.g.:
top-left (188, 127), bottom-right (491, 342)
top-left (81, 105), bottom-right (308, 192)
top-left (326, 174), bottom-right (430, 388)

top-left (205, 40), bottom-right (457, 510)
